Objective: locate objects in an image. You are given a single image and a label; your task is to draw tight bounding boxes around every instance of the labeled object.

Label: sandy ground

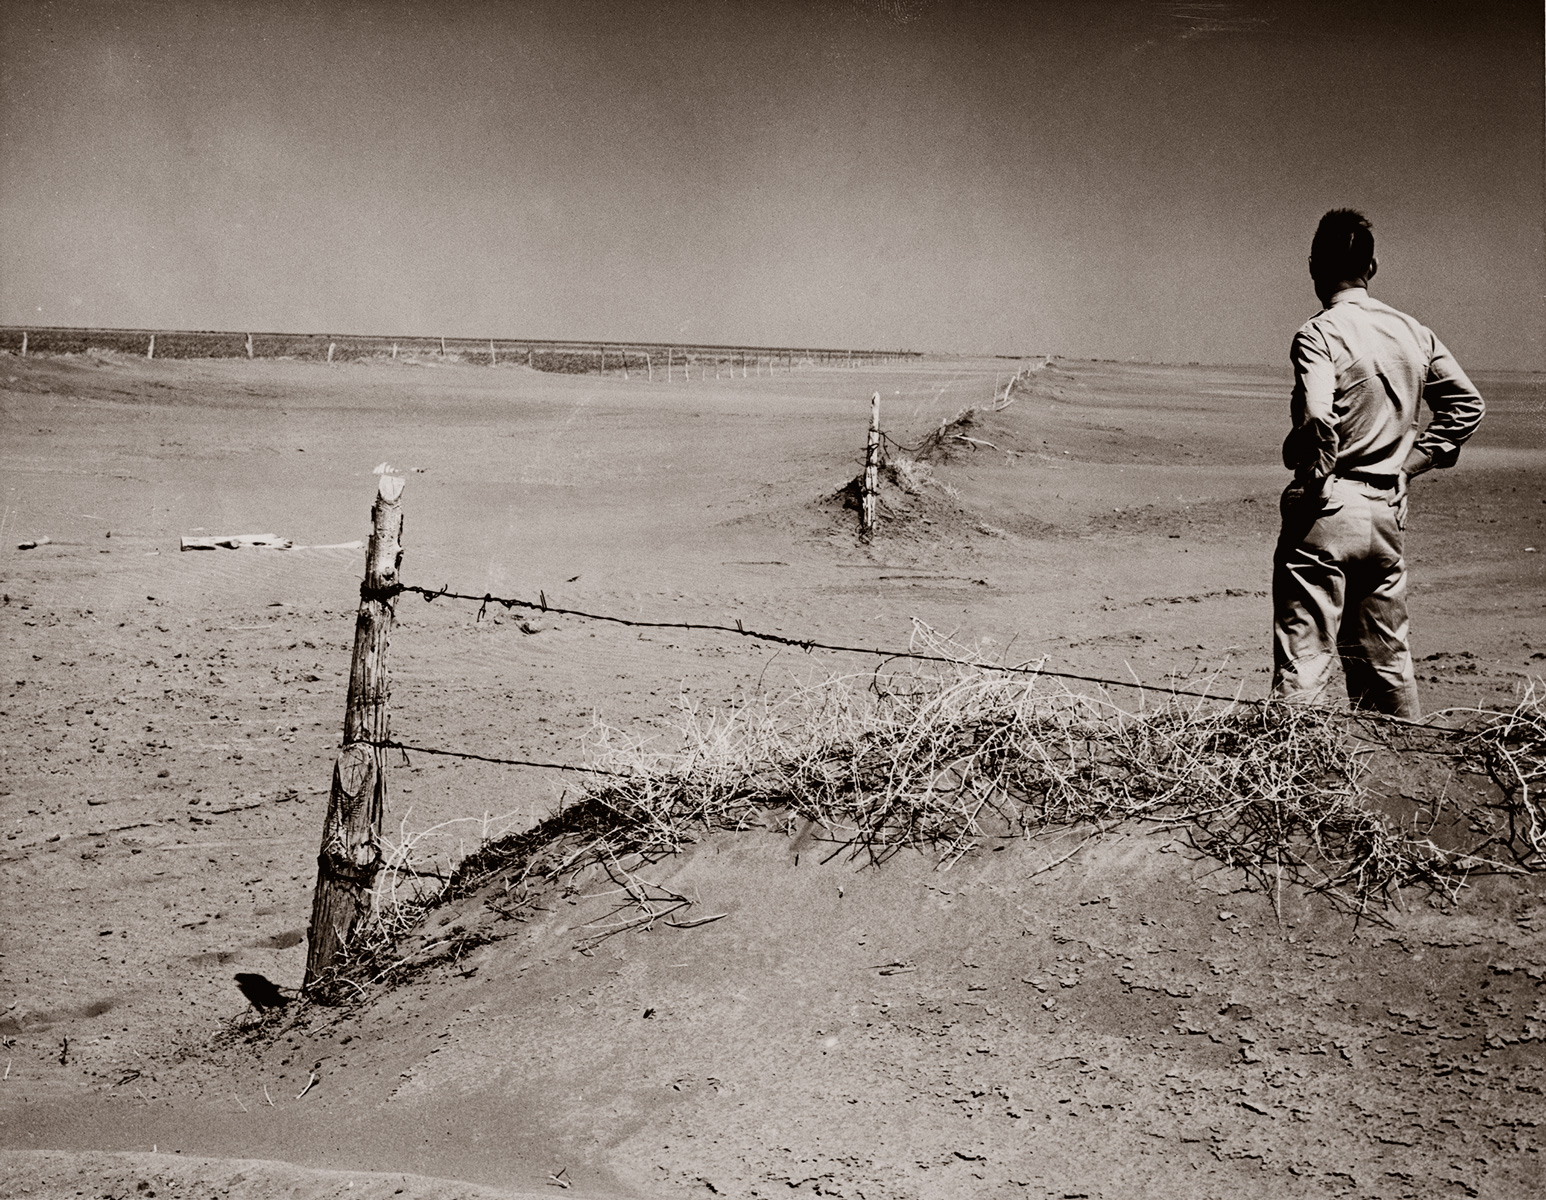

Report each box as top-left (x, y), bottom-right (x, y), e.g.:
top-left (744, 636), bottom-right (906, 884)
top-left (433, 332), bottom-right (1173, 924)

top-left (1, 350), bottom-right (1543, 1199)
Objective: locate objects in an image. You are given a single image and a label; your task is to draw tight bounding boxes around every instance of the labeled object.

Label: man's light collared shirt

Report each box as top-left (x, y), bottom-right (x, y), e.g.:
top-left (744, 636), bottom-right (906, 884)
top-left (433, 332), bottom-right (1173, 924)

top-left (1283, 287), bottom-right (1484, 480)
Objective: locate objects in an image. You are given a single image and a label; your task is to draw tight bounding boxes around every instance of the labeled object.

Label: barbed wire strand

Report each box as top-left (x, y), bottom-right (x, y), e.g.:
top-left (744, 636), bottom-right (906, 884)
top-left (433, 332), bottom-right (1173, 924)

top-left (376, 738), bottom-right (627, 776)
top-left (385, 580), bottom-right (1470, 738)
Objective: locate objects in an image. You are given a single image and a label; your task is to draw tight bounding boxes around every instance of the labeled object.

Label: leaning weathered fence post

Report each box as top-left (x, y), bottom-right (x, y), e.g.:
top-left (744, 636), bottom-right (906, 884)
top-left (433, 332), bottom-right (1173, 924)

top-left (327, 341), bottom-right (336, 363)
top-left (20, 331), bottom-right (27, 357)
top-left (861, 391), bottom-right (880, 539)
top-left (304, 471), bottom-right (405, 990)
top-left (490, 339), bottom-right (497, 366)
top-left (646, 352), bottom-right (653, 382)
top-left (246, 333), bottom-right (254, 359)
top-left (146, 334), bottom-right (155, 360)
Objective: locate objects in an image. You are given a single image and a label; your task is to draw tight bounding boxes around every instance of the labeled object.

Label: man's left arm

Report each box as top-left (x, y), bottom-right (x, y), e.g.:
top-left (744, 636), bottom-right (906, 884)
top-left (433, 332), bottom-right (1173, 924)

top-left (1402, 335), bottom-right (1485, 478)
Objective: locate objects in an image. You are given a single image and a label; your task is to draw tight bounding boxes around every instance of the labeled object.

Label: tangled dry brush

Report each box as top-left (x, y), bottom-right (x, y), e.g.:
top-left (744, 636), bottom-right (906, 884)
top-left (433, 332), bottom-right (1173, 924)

top-left (346, 625), bottom-right (1546, 983)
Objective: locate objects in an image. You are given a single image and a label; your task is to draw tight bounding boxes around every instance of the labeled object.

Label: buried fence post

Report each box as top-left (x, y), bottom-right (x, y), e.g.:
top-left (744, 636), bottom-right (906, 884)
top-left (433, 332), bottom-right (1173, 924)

top-left (861, 391), bottom-right (880, 540)
top-left (304, 471), bottom-right (406, 990)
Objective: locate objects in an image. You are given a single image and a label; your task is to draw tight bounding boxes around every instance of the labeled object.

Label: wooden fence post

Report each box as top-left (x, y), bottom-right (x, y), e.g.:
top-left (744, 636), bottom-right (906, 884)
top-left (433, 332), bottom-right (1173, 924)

top-left (246, 333), bottom-right (254, 359)
top-left (440, 336), bottom-right (447, 357)
top-left (392, 343), bottom-right (398, 360)
top-left (327, 341), bottom-right (336, 363)
top-left (621, 351), bottom-right (629, 381)
top-left (527, 348), bottom-right (534, 368)
top-left (20, 332), bottom-right (27, 357)
top-left (600, 347), bottom-right (605, 375)
top-left (646, 352), bottom-right (653, 382)
top-left (147, 335), bottom-right (155, 360)
top-left (667, 348), bottom-right (673, 382)
top-left (304, 472), bottom-right (405, 990)
top-left (862, 392), bottom-right (880, 539)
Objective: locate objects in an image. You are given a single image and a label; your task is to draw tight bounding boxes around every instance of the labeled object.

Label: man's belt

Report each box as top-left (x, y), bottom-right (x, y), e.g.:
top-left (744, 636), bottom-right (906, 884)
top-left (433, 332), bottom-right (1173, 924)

top-left (1335, 468), bottom-right (1400, 489)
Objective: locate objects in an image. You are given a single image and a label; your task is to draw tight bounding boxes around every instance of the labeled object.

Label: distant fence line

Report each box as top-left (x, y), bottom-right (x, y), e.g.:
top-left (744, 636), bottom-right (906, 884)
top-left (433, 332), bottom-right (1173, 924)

top-left (0, 325), bottom-right (922, 377)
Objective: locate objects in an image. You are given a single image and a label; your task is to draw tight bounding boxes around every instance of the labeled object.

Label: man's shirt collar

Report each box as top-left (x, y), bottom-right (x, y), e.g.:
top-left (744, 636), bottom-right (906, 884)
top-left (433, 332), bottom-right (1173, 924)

top-left (1326, 286), bottom-right (1369, 307)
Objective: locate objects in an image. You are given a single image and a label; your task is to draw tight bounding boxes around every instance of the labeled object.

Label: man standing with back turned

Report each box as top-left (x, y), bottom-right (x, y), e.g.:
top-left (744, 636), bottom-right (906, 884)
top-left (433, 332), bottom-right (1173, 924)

top-left (1273, 209), bottom-right (1484, 718)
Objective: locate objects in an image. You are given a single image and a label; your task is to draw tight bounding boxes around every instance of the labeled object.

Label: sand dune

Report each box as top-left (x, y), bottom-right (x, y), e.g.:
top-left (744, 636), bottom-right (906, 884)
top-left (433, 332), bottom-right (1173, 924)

top-left (2, 352), bottom-right (1542, 1198)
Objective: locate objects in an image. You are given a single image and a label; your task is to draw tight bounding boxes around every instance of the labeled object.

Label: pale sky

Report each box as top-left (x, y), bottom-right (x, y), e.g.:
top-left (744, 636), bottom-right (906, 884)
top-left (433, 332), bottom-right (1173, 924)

top-left (1, 0), bottom-right (1541, 367)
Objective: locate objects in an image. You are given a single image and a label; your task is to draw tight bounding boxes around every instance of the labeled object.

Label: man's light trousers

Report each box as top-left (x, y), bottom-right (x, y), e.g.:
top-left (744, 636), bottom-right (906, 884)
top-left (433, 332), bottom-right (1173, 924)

top-left (1271, 475), bottom-right (1421, 718)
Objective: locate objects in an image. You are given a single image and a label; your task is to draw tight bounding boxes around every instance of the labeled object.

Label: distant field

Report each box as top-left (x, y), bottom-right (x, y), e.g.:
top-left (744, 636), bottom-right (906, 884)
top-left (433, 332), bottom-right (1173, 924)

top-left (0, 324), bottom-right (922, 373)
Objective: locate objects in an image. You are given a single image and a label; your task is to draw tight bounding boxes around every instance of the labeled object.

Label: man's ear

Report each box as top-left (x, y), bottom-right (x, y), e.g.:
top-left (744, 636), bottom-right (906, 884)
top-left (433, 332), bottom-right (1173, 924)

top-left (1366, 257), bottom-right (1378, 283)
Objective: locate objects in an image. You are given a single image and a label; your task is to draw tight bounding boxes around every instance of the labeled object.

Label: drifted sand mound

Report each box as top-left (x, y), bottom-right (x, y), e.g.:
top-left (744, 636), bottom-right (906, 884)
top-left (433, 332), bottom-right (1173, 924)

top-left (823, 403), bottom-right (1044, 545)
top-left (182, 826), bottom-right (1544, 1200)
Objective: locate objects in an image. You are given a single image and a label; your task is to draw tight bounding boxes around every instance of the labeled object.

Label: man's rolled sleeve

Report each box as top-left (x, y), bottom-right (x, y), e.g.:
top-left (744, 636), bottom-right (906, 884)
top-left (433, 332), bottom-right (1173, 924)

top-left (1416, 336), bottom-right (1485, 469)
top-left (1283, 326), bottom-right (1338, 478)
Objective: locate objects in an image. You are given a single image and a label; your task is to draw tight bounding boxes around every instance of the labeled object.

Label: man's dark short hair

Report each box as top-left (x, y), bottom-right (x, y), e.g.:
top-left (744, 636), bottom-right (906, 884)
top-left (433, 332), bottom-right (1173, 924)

top-left (1311, 209), bottom-right (1375, 283)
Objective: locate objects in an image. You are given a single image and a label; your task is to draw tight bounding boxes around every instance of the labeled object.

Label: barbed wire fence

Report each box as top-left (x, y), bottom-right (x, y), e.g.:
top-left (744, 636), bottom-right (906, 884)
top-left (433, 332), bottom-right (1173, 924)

top-left (0, 324), bottom-right (921, 375)
top-left (300, 370), bottom-right (1544, 989)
